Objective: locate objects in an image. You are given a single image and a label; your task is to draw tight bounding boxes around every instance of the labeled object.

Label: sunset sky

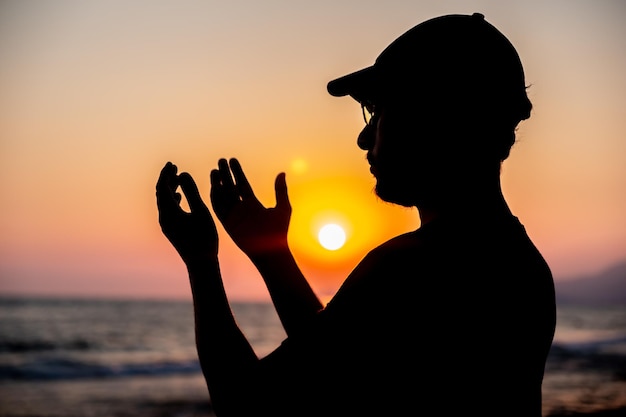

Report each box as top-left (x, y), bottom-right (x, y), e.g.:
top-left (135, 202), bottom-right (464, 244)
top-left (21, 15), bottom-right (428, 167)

top-left (1, 0), bottom-right (625, 302)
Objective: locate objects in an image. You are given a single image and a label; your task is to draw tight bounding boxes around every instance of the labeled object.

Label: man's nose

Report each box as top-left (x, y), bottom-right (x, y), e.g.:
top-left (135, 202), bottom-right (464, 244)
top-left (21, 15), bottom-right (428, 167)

top-left (357, 124), bottom-right (375, 150)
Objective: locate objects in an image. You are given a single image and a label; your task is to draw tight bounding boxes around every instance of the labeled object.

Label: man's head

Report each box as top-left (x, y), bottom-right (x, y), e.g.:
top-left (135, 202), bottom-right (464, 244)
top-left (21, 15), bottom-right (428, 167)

top-left (328, 12), bottom-right (532, 163)
top-left (328, 13), bottom-right (532, 207)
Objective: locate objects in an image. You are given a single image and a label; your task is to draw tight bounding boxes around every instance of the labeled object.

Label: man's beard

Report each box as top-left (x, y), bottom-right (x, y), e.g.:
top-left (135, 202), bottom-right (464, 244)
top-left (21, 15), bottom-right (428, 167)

top-left (373, 178), bottom-right (415, 208)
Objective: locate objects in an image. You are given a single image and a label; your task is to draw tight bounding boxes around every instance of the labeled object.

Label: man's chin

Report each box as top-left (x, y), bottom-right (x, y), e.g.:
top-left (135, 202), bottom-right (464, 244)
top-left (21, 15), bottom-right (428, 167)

top-left (374, 183), bottom-right (414, 208)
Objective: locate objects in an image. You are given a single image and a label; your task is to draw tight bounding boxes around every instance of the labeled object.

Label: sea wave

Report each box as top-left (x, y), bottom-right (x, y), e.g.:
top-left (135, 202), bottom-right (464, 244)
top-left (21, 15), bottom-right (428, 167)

top-left (0, 357), bottom-right (201, 381)
top-left (553, 335), bottom-right (626, 353)
top-left (0, 338), bottom-right (93, 353)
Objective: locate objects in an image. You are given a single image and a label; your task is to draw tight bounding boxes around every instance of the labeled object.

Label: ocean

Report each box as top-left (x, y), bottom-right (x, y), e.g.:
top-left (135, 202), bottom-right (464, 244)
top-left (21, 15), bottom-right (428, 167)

top-left (0, 297), bottom-right (624, 417)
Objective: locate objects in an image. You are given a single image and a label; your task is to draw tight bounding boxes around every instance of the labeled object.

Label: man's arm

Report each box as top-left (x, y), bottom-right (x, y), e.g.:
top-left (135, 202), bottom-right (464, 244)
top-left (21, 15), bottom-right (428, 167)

top-left (185, 255), bottom-right (261, 414)
top-left (210, 158), bottom-right (323, 335)
top-left (156, 162), bottom-right (259, 414)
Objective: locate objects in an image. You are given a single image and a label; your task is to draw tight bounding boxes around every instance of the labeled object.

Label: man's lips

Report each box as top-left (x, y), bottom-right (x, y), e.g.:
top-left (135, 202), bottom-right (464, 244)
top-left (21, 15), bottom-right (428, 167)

top-left (368, 162), bottom-right (379, 177)
top-left (367, 155), bottom-right (378, 176)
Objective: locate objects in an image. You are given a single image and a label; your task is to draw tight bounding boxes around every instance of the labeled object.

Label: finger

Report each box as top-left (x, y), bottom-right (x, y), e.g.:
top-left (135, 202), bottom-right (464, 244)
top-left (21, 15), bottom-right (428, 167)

top-left (178, 172), bottom-right (208, 213)
top-left (210, 175), bottom-right (224, 220)
top-left (209, 169), bottom-right (222, 189)
top-left (217, 158), bottom-right (236, 190)
top-left (156, 162), bottom-right (181, 214)
top-left (211, 167), bottom-right (233, 198)
top-left (156, 162), bottom-right (176, 193)
top-left (209, 169), bottom-right (221, 199)
top-left (229, 158), bottom-right (255, 199)
top-left (211, 167), bottom-right (240, 222)
top-left (274, 172), bottom-right (291, 212)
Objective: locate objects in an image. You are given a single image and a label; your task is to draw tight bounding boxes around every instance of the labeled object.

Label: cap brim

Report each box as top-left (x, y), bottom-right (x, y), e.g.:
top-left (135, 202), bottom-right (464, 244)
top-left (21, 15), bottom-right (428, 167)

top-left (327, 66), bottom-right (378, 102)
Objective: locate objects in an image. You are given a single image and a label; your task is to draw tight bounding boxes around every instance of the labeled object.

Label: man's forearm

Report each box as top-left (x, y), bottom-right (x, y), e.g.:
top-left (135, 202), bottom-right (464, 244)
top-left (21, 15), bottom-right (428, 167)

top-left (249, 248), bottom-right (323, 336)
top-left (185, 256), bottom-right (258, 411)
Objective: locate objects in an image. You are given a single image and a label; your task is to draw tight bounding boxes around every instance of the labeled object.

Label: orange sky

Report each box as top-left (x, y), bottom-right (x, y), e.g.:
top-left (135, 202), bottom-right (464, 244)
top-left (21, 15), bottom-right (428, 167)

top-left (1, 1), bottom-right (625, 301)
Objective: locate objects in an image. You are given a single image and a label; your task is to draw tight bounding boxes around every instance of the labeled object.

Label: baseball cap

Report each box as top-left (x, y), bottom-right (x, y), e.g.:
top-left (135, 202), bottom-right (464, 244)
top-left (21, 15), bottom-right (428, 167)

top-left (327, 13), bottom-right (528, 107)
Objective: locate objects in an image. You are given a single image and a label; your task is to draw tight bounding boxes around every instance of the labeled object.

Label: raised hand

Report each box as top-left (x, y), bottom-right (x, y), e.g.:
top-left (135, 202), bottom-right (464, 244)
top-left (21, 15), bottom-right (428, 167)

top-left (156, 162), bottom-right (218, 263)
top-left (210, 158), bottom-right (291, 257)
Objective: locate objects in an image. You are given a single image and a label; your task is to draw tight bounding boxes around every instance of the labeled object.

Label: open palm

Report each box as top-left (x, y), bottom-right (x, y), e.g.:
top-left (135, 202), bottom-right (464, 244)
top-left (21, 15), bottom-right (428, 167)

top-left (210, 158), bottom-right (291, 257)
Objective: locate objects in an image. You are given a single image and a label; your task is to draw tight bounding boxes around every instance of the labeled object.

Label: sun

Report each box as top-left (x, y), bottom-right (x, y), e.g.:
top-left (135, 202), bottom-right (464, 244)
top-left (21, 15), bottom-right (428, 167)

top-left (318, 223), bottom-right (347, 251)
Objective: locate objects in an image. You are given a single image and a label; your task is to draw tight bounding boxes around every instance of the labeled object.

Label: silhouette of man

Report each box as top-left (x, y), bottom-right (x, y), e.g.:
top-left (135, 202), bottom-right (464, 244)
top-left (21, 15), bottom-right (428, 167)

top-left (157, 13), bottom-right (556, 417)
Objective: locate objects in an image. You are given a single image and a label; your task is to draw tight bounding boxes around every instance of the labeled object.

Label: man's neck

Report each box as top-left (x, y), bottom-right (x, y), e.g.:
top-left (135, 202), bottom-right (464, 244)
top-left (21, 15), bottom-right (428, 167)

top-left (417, 178), bottom-right (512, 227)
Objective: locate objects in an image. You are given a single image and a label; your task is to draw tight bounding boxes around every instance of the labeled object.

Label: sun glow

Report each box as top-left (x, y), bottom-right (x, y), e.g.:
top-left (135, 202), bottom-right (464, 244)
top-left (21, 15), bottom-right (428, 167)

top-left (282, 174), bottom-right (417, 297)
top-left (318, 223), bottom-right (346, 250)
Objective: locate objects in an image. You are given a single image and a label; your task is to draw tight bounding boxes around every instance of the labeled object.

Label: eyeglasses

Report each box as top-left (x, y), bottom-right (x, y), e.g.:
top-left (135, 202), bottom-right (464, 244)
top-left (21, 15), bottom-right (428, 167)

top-left (361, 101), bottom-right (377, 126)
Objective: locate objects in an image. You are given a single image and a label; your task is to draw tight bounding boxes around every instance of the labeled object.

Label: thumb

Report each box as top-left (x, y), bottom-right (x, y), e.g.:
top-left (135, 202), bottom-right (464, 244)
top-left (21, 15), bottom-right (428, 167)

top-left (274, 172), bottom-right (291, 212)
top-left (178, 172), bottom-right (208, 213)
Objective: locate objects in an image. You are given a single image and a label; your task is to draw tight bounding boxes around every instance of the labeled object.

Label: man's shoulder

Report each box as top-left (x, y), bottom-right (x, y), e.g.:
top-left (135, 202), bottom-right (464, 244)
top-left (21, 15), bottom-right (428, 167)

top-left (371, 229), bottom-right (425, 253)
top-left (365, 219), bottom-right (456, 259)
